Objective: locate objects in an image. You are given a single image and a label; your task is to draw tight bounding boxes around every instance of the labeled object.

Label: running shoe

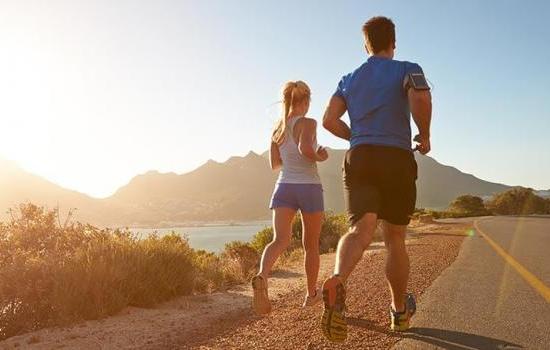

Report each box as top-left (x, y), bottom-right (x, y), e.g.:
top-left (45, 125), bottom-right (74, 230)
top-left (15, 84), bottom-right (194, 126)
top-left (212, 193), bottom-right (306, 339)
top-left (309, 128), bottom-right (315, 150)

top-left (390, 293), bottom-right (416, 331)
top-left (320, 275), bottom-right (347, 342)
top-left (302, 288), bottom-right (322, 307)
top-left (251, 275), bottom-right (272, 315)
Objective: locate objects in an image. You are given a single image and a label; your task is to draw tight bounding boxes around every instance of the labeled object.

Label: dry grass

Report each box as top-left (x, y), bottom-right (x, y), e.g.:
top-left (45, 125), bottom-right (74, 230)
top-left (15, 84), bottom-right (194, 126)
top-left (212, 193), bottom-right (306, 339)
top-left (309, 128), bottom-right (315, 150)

top-left (0, 205), bottom-right (353, 341)
top-left (0, 204), bottom-right (251, 340)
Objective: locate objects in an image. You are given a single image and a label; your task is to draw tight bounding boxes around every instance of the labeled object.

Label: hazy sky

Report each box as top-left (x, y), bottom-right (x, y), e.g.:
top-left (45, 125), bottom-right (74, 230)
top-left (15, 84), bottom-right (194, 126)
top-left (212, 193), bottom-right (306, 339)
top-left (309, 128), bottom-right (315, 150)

top-left (1, 0), bottom-right (549, 197)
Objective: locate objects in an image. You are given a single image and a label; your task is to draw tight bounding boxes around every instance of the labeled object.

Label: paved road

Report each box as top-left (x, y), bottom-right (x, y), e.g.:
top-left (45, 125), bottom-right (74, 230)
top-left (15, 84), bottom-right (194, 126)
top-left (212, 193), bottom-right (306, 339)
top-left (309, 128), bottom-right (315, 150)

top-left (394, 216), bottom-right (550, 350)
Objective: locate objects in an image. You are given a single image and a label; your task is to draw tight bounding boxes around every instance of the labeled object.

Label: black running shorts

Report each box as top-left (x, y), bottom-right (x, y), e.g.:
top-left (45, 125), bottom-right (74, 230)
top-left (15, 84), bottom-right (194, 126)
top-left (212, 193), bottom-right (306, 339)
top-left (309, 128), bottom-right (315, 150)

top-left (343, 144), bottom-right (417, 226)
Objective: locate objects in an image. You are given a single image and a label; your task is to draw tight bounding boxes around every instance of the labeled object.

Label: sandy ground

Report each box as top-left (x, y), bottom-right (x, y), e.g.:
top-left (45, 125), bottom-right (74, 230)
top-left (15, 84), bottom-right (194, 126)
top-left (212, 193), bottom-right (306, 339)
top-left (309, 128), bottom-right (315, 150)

top-left (0, 221), bottom-right (470, 350)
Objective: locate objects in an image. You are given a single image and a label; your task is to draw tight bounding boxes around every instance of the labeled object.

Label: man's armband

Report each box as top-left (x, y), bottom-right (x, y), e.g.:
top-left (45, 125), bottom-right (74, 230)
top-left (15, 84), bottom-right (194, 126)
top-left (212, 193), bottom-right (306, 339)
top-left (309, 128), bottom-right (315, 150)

top-left (404, 73), bottom-right (430, 91)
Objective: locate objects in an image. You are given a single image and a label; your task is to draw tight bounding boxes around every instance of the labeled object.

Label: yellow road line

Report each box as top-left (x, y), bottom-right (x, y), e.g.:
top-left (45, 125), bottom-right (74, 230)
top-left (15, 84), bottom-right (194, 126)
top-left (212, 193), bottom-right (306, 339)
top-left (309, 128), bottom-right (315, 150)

top-left (474, 219), bottom-right (550, 303)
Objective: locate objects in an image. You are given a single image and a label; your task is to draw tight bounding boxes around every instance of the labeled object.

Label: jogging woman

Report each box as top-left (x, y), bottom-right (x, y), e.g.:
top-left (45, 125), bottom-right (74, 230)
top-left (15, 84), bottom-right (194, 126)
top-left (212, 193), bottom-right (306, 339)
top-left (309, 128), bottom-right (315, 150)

top-left (252, 80), bottom-right (328, 315)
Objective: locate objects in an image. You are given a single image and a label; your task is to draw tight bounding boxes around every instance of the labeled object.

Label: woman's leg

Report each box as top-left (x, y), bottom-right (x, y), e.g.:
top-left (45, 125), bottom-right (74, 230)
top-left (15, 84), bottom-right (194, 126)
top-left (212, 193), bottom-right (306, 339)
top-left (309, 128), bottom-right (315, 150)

top-left (301, 211), bottom-right (323, 296)
top-left (258, 207), bottom-right (296, 279)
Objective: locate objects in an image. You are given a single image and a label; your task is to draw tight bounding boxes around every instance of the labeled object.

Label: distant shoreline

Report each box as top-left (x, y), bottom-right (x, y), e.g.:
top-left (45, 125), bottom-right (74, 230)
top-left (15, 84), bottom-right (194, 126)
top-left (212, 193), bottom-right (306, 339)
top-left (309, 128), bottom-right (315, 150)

top-left (124, 219), bottom-right (272, 230)
top-left (128, 221), bottom-right (273, 252)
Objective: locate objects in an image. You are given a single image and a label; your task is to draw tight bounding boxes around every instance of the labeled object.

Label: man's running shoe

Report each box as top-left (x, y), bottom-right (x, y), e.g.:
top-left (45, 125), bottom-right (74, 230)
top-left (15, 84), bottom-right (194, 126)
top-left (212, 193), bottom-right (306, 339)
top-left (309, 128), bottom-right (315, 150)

top-left (251, 275), bottom-right (271, 315)
top-left (320, 275), bottom-right (347, 342)
top-left (390, 293), bottom-right (416, 331)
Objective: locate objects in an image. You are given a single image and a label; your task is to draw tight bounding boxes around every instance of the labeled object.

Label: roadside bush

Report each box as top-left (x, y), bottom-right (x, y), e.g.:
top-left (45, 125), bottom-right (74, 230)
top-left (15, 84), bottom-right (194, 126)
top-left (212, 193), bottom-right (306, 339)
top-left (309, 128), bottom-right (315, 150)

top-left (416, 188), bottom-right (549, 218)
top-left (487, 187), bottom-right (547, 215)
top-left (250, 226), bottom-right (273, 254)
top-left (220, 241), bottom-right (259, 284)
top-left (448, 195), bottom-right (490, 217)
top-left (0, 204), bottom-right (196, 340)
top-left (0, 204), bottom-right (353, 341)
top-left (193, 250), bottom-right (225, 293)
top-left (249, 212), bottom-right (348, 255)
top-left (415, 198), bottom-right (491, 219)
top-left (319, 213), bottom-right (348, 252)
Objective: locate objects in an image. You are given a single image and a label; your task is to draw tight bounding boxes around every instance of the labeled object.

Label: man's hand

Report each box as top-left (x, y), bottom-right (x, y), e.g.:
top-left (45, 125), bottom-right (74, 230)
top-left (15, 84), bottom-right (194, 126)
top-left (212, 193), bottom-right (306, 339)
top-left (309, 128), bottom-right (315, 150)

top-left (408, 88), bottom-right (432, 155)
top-left (413, 134), bottom-right (431, 155)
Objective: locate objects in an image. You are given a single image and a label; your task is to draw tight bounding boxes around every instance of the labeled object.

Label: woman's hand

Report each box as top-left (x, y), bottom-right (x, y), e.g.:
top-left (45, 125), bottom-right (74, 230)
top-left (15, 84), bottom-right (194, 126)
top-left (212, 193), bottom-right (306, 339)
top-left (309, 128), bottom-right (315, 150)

top-left (316, 146), bottom-right (329, 162)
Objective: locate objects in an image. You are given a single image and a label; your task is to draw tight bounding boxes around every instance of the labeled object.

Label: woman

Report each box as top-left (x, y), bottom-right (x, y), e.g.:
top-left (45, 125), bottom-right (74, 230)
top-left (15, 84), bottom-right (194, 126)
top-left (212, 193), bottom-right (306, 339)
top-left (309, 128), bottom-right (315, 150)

top-left (252, 80), bottom-right (328, 315)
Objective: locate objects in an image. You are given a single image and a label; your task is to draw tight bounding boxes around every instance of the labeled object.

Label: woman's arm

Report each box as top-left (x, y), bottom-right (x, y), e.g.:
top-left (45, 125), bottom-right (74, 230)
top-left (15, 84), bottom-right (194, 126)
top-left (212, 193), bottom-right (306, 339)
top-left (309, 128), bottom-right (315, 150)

top-left (269, 141), bottom-right (282, 170)
top-left (298, 119), bottom-right (328, 162)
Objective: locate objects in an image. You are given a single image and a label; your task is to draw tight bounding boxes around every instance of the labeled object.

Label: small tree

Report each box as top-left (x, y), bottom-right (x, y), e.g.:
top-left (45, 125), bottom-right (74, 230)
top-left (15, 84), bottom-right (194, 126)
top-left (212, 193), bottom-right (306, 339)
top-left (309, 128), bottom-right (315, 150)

top-left (448, 195), bottom-right (488, 216)
top-left (487, 187), bottom-right (546, 215)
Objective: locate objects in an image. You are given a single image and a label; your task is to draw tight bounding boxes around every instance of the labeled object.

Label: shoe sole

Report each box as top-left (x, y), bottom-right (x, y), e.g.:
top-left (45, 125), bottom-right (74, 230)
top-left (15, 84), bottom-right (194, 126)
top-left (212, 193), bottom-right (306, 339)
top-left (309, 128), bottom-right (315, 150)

top-left (320, 276), bottom-right (347, 342)
top-left (251, 276), bottom-right (271, 315)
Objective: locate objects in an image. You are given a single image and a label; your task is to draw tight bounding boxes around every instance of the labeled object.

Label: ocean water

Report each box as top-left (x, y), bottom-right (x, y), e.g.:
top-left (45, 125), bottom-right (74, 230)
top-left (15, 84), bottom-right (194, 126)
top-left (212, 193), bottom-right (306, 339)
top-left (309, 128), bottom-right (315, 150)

top-left (131, 221), bottom-right (271, 253)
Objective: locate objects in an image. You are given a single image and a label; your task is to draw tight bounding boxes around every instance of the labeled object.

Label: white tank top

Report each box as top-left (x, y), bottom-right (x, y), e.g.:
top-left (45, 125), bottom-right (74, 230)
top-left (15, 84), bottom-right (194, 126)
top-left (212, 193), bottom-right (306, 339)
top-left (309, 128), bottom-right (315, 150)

top-left (276, 116), bottom-right (321, 184)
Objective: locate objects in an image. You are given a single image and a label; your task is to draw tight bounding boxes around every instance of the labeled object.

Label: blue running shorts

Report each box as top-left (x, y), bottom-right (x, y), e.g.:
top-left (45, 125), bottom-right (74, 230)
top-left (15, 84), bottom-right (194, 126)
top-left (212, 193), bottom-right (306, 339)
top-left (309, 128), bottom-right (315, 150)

top-left (269, 183), bottom-right (324, 213)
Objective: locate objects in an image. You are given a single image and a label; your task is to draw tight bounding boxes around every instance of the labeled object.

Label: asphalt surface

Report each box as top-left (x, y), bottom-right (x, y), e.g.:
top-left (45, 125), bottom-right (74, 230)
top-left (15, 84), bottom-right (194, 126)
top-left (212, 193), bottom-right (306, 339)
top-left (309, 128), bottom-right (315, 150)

top-left (394, 216), bottom-right (550, 350)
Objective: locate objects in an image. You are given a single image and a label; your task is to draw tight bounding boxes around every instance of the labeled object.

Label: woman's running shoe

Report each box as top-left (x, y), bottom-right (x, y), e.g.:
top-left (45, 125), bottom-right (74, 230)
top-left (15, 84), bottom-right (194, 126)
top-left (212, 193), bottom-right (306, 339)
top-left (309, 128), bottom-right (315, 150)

top-left (251, 275), bottom-right (272, 315)
top-left (303, 288), bottom-right (322, 307)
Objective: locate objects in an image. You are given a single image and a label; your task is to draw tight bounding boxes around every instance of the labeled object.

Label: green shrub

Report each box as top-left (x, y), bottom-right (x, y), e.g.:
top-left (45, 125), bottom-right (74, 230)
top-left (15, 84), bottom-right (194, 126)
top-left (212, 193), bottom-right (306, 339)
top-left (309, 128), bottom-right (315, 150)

top-left (319, 213), bottom-right (348, 253)
top-left (448, 195), bottom-right (490, 217)
top-left (415, 197), bottom-right (491, 219)
top-left (249, 212), bottom-right (348, 255)
top-left (250, 226), bottom-right (273, 253)
top-left (220, 241), bottom-right (259, 284)
top-left (487, 187), bottom-right (547, 215)
top-left (193, 250), bottom-right (225, 293)
top-left (0, 205), bottom-right (353, 340)
top-left (0, 204), bottom-right (197, 340)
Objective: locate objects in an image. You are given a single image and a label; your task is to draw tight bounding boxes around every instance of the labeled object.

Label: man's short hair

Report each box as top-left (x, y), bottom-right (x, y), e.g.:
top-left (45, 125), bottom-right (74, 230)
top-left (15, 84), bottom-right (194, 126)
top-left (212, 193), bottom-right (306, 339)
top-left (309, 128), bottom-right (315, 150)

top-left (362, 16), bottom-right (395, 54)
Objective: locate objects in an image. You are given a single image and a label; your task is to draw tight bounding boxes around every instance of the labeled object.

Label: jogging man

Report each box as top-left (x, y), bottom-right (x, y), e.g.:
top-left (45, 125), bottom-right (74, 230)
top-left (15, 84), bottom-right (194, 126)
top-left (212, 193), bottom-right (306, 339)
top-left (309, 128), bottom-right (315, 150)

top-left (320, 16), bottom-right (432, 342)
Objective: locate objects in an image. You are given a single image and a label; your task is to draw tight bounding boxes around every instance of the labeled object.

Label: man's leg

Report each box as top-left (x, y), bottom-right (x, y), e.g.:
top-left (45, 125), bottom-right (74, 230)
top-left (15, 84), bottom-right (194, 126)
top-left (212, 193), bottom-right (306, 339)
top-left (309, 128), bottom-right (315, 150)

top-left (334, 212), bottom-right (378, 280)
top-left (320, 212), bottom-right (378, 342)
top-left (382, 221), bottom-right (409, 312)
top-left (321, 145), bottom-right (380, 342)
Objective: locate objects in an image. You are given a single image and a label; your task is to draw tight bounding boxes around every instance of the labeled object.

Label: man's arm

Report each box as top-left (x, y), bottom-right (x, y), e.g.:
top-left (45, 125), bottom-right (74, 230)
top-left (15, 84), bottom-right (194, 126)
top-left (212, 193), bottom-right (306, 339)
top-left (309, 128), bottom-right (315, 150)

top-left (408, 88), bottom-right (432, 154)
top-left (322, 95), bottom-right (350, 141)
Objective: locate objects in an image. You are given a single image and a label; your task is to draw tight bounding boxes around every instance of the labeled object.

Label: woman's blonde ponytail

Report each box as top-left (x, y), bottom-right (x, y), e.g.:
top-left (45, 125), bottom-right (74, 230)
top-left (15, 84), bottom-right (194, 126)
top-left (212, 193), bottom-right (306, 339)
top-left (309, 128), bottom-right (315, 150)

top-left (272, 81), bottom-right (311, 144)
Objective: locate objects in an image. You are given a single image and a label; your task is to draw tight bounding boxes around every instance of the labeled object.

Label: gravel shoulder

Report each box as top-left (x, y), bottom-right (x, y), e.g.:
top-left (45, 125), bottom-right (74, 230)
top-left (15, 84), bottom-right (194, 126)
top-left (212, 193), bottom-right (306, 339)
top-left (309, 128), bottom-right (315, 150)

top-left (0, 221), bottom-right (469, 350)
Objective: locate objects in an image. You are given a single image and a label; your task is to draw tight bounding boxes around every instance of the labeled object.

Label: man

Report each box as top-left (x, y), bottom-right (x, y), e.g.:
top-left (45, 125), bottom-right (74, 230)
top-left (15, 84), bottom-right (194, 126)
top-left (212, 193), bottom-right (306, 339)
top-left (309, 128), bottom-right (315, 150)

top-left (320, 16), bottom-right (432, 342)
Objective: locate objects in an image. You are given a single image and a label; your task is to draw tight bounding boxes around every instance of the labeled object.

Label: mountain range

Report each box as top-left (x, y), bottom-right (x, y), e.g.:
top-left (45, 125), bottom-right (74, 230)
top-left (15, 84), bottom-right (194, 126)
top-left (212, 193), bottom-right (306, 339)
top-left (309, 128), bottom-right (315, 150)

top-left (0, 150), bottom-right (528, 226)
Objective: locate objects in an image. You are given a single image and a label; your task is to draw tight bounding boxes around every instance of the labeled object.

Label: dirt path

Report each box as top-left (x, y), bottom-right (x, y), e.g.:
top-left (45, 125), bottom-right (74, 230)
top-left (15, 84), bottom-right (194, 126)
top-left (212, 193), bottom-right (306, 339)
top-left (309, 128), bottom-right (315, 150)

top-left (0, 222), bottom-right (469, 350)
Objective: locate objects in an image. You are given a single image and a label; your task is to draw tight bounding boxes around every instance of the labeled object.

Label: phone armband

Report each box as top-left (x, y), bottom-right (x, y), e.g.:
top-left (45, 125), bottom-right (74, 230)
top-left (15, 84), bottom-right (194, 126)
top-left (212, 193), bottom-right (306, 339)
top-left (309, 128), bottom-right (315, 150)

top-left (405, 73), bottom-right (430, 91)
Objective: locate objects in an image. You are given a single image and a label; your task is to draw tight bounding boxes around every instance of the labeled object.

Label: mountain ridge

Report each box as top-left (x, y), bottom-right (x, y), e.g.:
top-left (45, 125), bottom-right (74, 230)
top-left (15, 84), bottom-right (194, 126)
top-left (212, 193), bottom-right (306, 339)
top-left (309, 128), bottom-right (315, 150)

top-left (0, 150), bottom-right (517, 226)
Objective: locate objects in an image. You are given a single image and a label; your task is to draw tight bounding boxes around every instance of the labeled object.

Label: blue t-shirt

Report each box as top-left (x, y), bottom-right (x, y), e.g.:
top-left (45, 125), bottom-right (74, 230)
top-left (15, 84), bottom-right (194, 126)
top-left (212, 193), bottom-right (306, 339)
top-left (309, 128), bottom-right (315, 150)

top-left (334, 56), bottom-right (424, 151)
